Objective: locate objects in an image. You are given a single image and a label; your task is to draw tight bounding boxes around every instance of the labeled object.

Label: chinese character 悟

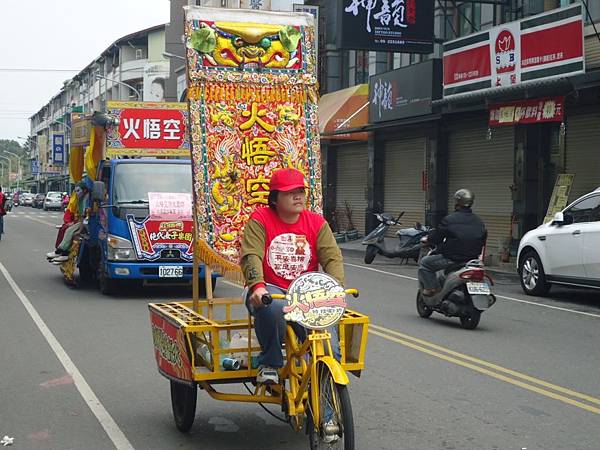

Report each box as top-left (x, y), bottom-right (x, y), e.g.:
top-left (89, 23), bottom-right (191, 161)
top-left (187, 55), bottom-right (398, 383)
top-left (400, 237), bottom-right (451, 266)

top-left (241, 137), bottom-right (275, 165)
top-left (143, 119), bottom-right (161, 139)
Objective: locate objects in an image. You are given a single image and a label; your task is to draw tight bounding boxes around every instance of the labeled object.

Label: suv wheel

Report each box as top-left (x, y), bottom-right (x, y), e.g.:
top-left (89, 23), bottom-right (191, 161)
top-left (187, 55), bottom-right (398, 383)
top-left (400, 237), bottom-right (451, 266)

top-left (519, 251), bottom-right (550, 296)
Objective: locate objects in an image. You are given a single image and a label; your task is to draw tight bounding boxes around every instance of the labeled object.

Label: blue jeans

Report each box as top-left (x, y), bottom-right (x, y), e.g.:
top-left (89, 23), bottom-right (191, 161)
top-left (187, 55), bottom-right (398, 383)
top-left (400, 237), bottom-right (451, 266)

top-left (0, 214), bottom-right (4, 236)
top-left (418, 254), bottom-right (456, 290)
top-left (245, 284), bottom-right (341, 368)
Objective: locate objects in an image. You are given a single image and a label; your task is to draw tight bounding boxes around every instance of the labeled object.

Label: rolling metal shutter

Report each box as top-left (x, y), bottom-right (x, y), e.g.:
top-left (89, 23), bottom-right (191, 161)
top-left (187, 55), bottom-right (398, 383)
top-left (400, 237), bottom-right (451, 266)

top-left (336, 143), bottom-right (369, 235)
top-left (447, 120), bottom-right (514, 253)
top-left (566, 110), bottom-right (600, 201)
top-left (383, 137), bottom-right (426, 236)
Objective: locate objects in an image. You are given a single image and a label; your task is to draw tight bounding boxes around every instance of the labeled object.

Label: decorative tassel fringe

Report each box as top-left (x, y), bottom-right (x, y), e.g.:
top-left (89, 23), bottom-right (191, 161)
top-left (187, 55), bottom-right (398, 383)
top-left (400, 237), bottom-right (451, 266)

top-left (196, 240), bottom-right (245, 286)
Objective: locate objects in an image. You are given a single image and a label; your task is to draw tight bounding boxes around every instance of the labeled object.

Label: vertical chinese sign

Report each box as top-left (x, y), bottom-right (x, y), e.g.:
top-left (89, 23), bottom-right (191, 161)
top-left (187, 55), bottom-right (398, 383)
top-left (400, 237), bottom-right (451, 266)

top-left (183, 6), bottom-right (320, 281)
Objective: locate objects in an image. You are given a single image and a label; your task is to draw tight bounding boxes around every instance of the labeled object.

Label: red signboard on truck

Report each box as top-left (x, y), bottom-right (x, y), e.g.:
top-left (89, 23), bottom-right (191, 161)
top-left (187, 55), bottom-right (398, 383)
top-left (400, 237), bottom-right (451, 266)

top-left (105, 101), bottom-right (190, 157)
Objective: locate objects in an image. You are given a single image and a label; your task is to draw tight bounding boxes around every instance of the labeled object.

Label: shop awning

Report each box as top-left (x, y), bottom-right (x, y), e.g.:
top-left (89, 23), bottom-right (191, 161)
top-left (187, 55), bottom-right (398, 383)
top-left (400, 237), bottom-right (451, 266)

top-left (319, 84), bottom-right (369, 141)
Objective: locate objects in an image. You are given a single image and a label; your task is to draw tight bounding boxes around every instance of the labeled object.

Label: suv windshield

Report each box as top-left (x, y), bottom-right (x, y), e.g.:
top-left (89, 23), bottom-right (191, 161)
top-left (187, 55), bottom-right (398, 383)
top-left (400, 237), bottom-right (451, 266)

top-left (113, 163), bottom-right (192, 205)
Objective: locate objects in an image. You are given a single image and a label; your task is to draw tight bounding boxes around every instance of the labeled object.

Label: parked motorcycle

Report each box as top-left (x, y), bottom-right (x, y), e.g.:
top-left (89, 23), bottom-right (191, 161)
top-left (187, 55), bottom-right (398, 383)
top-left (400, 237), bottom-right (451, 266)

top-left (416, 242), bottom-right (496, 330)
top-left (362, 211), bottom-right (430, 264)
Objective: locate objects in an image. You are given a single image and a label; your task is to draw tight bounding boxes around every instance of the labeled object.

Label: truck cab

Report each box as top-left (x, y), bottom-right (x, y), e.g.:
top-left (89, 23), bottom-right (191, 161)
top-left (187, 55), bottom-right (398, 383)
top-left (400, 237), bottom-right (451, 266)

top-left (82, 158), bottom-right (216, 295)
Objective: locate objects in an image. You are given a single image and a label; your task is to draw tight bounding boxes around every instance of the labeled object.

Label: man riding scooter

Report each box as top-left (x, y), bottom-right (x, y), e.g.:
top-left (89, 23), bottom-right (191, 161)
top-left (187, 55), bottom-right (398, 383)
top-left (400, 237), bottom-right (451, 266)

top-left (419, 189), bottom-right (487, 297)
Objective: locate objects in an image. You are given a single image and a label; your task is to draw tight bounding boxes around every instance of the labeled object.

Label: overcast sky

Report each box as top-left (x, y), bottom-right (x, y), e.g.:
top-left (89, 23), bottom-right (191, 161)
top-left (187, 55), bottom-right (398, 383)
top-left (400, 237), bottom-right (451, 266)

top-left (0, 0), bottom-right (170, 143)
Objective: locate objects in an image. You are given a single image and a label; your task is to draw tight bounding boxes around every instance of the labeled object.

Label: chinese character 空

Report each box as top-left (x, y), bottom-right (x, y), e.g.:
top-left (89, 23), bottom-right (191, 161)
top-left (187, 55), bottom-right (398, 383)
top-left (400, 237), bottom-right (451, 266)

top-left (163, 119), bottom-right (182, 140)
top-left (123, 118), bottom-right (141, 139)
top-left (246, 173), bottom-right (271, 205)
top-left (241, 137), bottom-right (275, 165)
top-left (143, 119), bottom-right (161, 139)
top-left (240, 102), bottom-right (275, 132)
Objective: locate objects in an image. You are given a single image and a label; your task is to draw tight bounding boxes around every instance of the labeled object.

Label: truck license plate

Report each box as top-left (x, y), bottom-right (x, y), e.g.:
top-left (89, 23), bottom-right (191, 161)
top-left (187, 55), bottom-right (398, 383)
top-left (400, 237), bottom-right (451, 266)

top-left (159, 266), bottom-right (183, 278)
top-left (467, 282), bottom-right (490, 295)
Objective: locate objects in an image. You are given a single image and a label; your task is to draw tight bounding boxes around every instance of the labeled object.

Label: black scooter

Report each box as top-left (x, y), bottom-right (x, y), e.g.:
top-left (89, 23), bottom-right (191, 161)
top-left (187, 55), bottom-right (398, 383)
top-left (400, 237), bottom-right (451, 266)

top-left (362, 212), bottom-right (430, 264)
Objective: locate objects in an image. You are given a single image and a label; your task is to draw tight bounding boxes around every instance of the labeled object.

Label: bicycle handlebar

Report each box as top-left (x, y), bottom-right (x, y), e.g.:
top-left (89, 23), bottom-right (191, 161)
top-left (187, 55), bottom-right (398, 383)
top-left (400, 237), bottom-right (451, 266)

top-left (261, 289), bottom-right (359, 305)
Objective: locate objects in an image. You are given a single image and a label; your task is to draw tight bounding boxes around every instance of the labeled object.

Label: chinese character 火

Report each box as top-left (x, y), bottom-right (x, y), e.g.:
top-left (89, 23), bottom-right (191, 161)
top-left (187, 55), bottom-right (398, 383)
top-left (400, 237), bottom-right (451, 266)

top-left (240, 102), bottom-right (275, 132)
top-left (123, 118), bottom-right (141, 139)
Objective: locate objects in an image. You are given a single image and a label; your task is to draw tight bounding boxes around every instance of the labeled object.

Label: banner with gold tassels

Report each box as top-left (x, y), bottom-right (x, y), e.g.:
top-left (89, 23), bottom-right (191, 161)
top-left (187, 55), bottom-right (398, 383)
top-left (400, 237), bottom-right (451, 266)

top-left (183, 6), bottom-right (321, 285)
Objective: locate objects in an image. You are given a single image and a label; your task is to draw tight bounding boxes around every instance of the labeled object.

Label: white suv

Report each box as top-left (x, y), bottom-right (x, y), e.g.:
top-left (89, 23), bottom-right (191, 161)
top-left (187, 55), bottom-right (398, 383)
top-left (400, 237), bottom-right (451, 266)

top-left (517, 188), bottom-right (600, 296)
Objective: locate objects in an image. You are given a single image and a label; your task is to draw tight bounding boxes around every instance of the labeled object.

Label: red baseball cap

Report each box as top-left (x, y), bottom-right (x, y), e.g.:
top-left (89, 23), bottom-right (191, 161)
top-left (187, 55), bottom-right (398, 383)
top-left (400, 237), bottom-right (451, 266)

top-left (269, 168), bottom-right (307, 192)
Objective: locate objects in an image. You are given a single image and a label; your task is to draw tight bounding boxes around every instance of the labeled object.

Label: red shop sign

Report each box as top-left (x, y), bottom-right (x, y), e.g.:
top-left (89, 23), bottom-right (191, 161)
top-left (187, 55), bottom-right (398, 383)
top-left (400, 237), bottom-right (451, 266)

top-left (488, 97), bottom-right (564, 126)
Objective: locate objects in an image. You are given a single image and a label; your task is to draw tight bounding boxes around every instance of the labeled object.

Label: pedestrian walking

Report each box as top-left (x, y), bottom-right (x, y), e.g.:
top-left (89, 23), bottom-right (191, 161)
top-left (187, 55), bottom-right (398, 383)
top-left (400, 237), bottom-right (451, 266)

top-left (0, 186), bottom-right (7, 241)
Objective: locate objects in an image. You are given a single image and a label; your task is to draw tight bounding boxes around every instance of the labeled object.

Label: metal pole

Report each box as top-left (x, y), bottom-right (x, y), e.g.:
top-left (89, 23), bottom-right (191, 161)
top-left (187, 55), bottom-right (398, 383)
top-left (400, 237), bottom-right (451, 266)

top-left (0, 162), bottom-right (4, 187)
top-left (1, 150), bottom-right (21, 191)
top-left (95, 74), bottom-right (142, 101)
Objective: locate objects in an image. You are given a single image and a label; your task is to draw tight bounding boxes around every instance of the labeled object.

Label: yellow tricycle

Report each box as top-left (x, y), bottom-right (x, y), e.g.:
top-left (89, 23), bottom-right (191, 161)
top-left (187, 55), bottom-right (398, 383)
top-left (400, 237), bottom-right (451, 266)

top-left (149, 270), bottom-right (369, 448)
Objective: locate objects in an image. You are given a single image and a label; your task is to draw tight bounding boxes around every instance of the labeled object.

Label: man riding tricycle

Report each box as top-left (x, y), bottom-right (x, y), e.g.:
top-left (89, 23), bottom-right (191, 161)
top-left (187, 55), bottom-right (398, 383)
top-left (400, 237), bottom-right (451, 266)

top-left (147, 6), bottom-right (369, 448)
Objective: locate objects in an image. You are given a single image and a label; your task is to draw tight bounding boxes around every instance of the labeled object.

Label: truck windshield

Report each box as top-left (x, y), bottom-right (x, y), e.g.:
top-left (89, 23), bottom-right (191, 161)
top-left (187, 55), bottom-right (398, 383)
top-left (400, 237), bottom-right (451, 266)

top-left (113, 163), bottom-right (192, 204)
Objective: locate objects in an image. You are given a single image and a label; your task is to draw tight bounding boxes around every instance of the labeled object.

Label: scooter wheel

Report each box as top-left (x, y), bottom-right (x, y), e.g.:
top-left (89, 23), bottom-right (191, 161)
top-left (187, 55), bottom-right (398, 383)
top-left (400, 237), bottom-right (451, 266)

top-left (416, 292), bottom-right (433, 318)
top-left (459, 309), bottom-right (481, 330)
top-left (364, 244), bottom-right (378, 264)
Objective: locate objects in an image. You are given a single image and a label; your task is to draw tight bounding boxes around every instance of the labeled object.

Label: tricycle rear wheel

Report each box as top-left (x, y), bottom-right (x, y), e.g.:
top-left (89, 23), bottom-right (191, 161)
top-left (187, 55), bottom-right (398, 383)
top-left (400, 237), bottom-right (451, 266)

top-left (170, 380), bottom-right (197, 432)
top-left (307, 364), bottom-right (354, 449)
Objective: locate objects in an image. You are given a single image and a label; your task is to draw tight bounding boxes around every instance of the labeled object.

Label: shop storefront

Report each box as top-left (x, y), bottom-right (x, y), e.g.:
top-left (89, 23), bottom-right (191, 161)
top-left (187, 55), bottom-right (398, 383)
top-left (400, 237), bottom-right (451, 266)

top-left (319, 84), bottom-right (370, 235)
top-left (440, 4), bottom-right (588, 261)
top-left (368, 60), bottom-right (442, 235)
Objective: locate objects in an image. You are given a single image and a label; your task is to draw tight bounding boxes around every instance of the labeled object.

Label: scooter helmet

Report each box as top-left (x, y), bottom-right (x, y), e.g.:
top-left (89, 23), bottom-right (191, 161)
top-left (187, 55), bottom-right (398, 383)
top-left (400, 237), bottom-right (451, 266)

top-left (454, 189), bottom-right (474, 208)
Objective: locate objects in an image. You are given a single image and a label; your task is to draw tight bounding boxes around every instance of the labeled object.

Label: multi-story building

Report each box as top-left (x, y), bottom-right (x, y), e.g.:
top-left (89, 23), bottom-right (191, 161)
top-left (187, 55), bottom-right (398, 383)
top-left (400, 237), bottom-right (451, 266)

top-left (313, 1), bottom-right (600, 265)
top-left (28, 24), bottom-right (168, 192)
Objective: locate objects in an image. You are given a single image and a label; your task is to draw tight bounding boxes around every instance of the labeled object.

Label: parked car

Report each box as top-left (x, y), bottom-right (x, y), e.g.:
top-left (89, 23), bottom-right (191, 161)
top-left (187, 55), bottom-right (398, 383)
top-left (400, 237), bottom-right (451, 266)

top-left (43, 192), bottom-right (63, 211)
top-left (33, 193), bottom-right (46, 208)
top-left (21, 193), bottom-right (35, 206)
top-left (518, 187), bottom-right (600, 296)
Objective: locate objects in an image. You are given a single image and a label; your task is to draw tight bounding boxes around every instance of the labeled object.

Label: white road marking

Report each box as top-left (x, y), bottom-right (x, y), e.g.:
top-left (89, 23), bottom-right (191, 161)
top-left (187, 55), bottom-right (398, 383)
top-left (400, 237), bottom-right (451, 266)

top-left (20, 216), bottom-right (58, 227)
top-left (0, 263), bottom-right (134, 450)
top-left (344, 262), bottom-right (600, 319)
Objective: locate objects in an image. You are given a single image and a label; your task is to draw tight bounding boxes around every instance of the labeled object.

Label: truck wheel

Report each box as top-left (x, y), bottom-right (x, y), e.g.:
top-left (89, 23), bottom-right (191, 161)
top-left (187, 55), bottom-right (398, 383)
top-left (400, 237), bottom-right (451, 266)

top-left (78, 251), bottom-right (95, 284)
top-left (99, 270), bottom-right (118, 295)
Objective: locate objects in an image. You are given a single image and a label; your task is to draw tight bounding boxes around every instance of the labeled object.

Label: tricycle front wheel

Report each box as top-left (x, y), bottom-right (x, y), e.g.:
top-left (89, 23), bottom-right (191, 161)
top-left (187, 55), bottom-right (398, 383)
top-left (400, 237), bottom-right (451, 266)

top-left (170, 380), bottom-right (197, 432)
top-left (307, 364), bottom-right (354, 449)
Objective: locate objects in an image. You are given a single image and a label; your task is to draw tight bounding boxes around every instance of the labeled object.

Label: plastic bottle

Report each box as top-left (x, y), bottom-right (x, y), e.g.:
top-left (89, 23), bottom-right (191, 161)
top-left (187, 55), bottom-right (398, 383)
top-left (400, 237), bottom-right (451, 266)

top-left (197, 343), bottom-right (212, 365)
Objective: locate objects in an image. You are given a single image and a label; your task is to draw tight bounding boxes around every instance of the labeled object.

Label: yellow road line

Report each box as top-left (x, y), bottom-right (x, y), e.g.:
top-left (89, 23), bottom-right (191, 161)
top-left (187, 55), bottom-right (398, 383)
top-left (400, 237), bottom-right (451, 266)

top-left (370, 324), bottom-right (600, 407)
top-left (369, 328), bottom-right (600, 415)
